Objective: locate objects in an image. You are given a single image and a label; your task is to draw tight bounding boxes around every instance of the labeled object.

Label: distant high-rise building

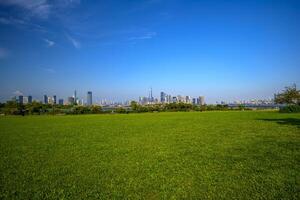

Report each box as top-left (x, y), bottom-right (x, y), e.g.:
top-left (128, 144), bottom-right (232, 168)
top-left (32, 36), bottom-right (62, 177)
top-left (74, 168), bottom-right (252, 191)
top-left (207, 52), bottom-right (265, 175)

top-left (43, 95), bottom-right (48, 104)
top-left (177, 95), bottom-right (184, 103)
top-left (172, 96), bottom-right (177, 103)
top-left (167, 95), bottom-right (172, 103)
top-left (23, 96), bottom-right (28, 104)
top-left (48, 96), bottom-right (54, 104)
top-left (53, 95), bottom-right (57, 104)
top-left (87, 91), bottom-right (92, 106)
top-left (28, 95), bottom-right (32, 104)
top-left (79, 99), bottom-right (84, 106)
top-left (68, 97), bottom-right (75, 105)
top-left (192, 98), bottom-right (197, 105)
top-left (58, 99), bottom-right (64, 105)
top-left (139, 96), bottom-right (149, 105)
top-left (73, 90), bottom-right (77, 102)
top-left (185, 96), bottom-right (191, 103)
top-left (160, 92), bottom-right (166, 103)
top-left (198, 96), bottom-right (205, 105)
top-left (18, 95), bottom-right (23, 104)
top-left (148, 88), bottom-right (154, 103)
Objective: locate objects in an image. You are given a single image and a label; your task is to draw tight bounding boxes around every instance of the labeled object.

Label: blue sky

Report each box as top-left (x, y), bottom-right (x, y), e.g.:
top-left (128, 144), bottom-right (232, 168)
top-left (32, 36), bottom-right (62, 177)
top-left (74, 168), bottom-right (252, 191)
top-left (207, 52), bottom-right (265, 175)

top-left (0, 0), bottom-right (299, 103)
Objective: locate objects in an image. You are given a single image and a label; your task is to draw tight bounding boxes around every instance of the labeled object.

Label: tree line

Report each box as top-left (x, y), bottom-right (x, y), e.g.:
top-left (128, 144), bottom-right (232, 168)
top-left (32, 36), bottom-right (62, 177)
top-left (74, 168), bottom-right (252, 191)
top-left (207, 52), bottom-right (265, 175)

top-left (129, 101), bottom-right (248, 113)
top-left (0, 101), bottom-right (102, 115)
top-left (0, 101), bottom-right (249, 116)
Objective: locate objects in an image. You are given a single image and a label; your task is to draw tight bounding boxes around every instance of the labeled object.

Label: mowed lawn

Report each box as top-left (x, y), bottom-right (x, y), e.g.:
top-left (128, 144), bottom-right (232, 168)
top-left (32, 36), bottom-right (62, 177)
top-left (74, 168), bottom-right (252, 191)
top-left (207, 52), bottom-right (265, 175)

top-left (0, 111), bottom-right (299, 199)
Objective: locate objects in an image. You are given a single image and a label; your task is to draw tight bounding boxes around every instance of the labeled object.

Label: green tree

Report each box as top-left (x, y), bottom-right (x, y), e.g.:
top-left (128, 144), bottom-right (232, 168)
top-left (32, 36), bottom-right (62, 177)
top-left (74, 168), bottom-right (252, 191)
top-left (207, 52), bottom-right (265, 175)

top-left (115, 107), bottom-right (127, 113)
top-left (275, 84), bottom-right (300, 105)
top-left (4, 101), bottom-right (18, 115)
top-left (130, 101), bottom-right (139, 111)
top-left (91, 105), bottom-right (102, 114)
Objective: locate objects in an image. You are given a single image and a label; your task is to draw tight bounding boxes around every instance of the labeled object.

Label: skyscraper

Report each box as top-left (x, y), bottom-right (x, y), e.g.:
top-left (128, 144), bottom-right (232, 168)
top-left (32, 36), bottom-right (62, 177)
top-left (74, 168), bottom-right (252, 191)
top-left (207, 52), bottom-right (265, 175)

top-left (23, 96), bottom-right (28, 104)
top-left (149, 88), bottom-right (154, 103)
top-left (185, 96), bottom-right (191, 103)
top-left (18, 95), bottom-right (23, 104)
top-left (73, 90), bottom-right (77, 102)
top-left (28, 95), bottom-right (32, 104)
top-left (172, 96), bottom-right (178, 103)
top-left (192, 98), bottom-right (197, 105)
top-left (167, 95), bottom-right (172, 103)
top-left (87, 91), bottom-right (92, 106)
top-left (58, 99), bottom-right (64, 105)
top-left (53, 95), bottom-right (57, 104)
top-left (48, 96), bottom-right (53, 104)
top-left (68, 97), bottom-right (75, 105)
top-left (43, 95), bottom-right (48, 104)
top-left (198, 96), bottom-right (205, 105)
top-left (160, 92), bottom-right (166, 103)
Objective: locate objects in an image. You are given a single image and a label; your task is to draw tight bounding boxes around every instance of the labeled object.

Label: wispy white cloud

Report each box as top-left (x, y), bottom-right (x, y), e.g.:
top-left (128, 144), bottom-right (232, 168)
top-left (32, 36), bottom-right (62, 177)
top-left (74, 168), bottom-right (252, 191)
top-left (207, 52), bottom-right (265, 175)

top-left (0, 0), bottom-right (51, 19)
top-left (44, 39), bottom-right (55, 47)
top-left (13, 90), bottom-right (23, 96)
top-left (0, 16), bottom-right (46, 32)
top-left (65, 34), bottom-right (81, 49)
top-left (129, 32), bottom-right (157, 41)
top-left (0, 0), bottom-right (81, 19)
top-left (0, 17), bottom-right (26, 25)
top-left (0, 48), bottom-right (10, 59)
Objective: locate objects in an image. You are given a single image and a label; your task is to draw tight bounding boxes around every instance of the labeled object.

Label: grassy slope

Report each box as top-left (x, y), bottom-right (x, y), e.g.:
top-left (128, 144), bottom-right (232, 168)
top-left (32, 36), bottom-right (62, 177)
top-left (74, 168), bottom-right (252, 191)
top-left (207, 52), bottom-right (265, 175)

top-left (0, 111), bottom-right (299, 199)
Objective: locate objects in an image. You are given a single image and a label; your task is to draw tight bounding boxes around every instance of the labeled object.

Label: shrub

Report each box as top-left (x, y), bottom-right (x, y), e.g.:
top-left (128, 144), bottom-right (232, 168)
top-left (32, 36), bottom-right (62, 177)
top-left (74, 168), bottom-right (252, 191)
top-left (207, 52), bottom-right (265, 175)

top-left (279, 105), bottom-right (300, 113)
top-left (115, 107), bottom-right (128, 114)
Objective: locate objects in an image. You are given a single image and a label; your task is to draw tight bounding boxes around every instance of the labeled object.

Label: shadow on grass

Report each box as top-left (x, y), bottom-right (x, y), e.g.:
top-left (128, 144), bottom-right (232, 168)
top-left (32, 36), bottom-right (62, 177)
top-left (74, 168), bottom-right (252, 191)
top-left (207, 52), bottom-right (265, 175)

top-left (259, 118), bottom-right (300, 128)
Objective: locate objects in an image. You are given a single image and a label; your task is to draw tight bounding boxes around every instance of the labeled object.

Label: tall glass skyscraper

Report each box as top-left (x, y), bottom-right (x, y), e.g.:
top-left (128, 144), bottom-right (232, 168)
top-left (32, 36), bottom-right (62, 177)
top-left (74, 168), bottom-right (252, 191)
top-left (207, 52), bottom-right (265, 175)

top-left (160, 92), bottom-right (166, 103)
top-left (87, 91), bottom-right (92, 106)
top-left (18, 95), bottom-right (23, 104)
top-left (73, 90), bottom-right (77, 102)
top-left (43, 95), bottom-right (48, 104)
top-left (53, 95), bottom-right (57, 104)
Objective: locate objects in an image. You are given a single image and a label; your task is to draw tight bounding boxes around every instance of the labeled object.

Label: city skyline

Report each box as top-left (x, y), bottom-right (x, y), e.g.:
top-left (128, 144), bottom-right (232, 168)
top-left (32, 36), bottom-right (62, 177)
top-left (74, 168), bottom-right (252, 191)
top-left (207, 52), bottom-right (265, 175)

top-left (9, 88), bottom-right (276, 107)
top-left (0, 0), bottom-right (299, 103)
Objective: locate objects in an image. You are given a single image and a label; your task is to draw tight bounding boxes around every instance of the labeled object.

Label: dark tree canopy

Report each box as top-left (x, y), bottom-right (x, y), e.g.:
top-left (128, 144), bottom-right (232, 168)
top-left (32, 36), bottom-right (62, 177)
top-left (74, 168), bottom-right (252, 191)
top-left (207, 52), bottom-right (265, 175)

top-left (275, 84), bottom-right (300, 105)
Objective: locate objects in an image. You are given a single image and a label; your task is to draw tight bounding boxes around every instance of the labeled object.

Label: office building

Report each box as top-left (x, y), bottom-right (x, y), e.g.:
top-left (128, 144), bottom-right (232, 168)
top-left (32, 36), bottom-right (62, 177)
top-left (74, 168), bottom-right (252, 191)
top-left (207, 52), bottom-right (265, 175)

top-left (78, 99), bottom-right (84, 106)
top-left (177, 95), bottom-right (185, 103)
top-left (53, 95), bottom-right (57, 104)
top-left (58, 99), bottom-right (64, 105)
top-left (73, 90), bottom-right (77, 102)
top-left (172, 96), bottom-right (178, 103)
top-left (148, 88), bottom-right (154, 103)
top-left (87, 91), bottom-right (92, 106)
top-left (185, 96), bottom-right (191, 104)
top-left (23, 96), bottom-right (28, 104)
top-left (68, 97), bottom-right (75, 105)
top-left (167, 95), bottom-right (172, 103)
top-left (48, 96), bottom-right (53, 104)
top-left (192, 98), bottom-right (197, 105)
top-left (139, 96), bottom-right (149, 105)
top-left (160, 92), bottom-right (166, 103)
top-left (198, 96), bottom-right (205, 105)
top-left (18, 95), bottom-right (23, 104)
top-left (28, 95), bottom-right (32, 104)
top-left (44, 95), bottom-right (48, 104)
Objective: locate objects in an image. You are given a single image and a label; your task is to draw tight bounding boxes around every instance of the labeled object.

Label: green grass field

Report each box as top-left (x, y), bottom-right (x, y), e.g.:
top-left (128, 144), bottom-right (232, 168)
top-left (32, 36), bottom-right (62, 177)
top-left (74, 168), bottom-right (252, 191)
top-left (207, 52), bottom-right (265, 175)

top-left (0, 111), bottom-right (299, 199)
